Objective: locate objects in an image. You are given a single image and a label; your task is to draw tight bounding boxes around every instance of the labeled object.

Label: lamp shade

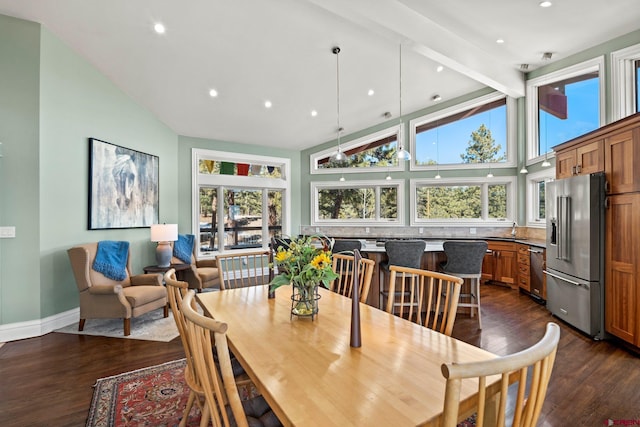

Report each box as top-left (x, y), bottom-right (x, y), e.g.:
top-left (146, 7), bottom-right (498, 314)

top-left (150, 224), bottom-right (178, 242)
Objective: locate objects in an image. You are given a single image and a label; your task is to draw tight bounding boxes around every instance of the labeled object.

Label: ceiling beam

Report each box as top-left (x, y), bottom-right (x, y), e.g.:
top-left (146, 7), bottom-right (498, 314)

top-left (306, 0), bottom-right (525, 98)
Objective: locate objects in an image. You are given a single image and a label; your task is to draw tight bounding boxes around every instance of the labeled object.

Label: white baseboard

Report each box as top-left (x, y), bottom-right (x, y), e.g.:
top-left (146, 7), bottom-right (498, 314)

top-left (0, 308), bottom-right (79, 343)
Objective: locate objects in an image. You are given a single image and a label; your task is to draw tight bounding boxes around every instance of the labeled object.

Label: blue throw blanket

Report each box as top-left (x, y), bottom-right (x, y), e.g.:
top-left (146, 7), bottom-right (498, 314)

top-left (93, 240), bottom-right (129, 281)
top-left (173, 234), bottom-right (194, 264)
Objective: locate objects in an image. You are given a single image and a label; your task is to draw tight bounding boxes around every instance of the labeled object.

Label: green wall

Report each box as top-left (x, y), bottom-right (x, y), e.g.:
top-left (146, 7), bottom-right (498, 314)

top-left (0, 15), bottom-right (41, 323)
top-left (0, 14), bottom-right (179, 325)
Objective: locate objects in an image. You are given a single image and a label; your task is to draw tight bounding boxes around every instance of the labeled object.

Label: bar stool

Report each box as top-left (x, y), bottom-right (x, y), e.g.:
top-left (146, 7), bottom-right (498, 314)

top-left (379, 240), bottom-right (426, 310)
top-left (440, 240), bottom-right (488, 329)
top-left (332, 239), bottom-right (362, 254)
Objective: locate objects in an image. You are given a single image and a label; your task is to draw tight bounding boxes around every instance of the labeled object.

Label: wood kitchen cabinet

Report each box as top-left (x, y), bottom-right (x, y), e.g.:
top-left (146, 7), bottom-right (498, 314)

top-left (604, 127), bottom-right (640, 194)
top-left (482, 241), bottom-right (517, 288)
top-left (605, 193), bottom-right (640, 346)
top-left (517, 244), bottom-right (547, 301)
top-left (516, 244), bottom-right (531, 292)
top-left (555, 139), bottom-right (604, 179)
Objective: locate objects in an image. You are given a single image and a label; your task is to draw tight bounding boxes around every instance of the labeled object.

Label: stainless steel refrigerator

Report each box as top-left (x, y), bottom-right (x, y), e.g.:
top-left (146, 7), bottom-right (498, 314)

top-left (545, 172), bottom-right (605, 339)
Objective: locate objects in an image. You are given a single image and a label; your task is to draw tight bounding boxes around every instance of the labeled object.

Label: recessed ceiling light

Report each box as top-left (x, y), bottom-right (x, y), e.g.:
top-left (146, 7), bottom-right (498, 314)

top-left (153, 23), bottom-right (166, 34)
top-left (539, 1), bottom-right (552, 7)
top-left (368, 89), bottom-right (375, 96)
top-left (311, 110), bottom-right (318, 117)
top-left (496, 38), bottom-right (505, 44)
top-left (436, 65), bottom-right (444, 73)
top-left (264, 100), bottom-right (272, 108)
top-left (209, 89), bottom-right (218, 97)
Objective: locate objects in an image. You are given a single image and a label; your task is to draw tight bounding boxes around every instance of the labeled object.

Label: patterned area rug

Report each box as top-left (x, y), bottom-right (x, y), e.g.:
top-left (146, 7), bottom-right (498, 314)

top-left (87, 359), bottom-right (476, 427)
top-left (86, 359), bottom-right (259, 427)
top-left (55, 309), bottom-right (179, 342)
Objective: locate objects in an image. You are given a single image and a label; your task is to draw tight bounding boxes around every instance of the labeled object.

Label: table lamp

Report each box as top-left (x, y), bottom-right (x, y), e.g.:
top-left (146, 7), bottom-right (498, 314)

top-left (150, 223), bottom-right (178, 267)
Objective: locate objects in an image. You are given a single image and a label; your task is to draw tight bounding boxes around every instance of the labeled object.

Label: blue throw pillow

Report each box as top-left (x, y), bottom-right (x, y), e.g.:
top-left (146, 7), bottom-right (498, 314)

top-left (93, 240), bottom-right (129, 281)
top-left (173, 234), bottom-right (195, 264)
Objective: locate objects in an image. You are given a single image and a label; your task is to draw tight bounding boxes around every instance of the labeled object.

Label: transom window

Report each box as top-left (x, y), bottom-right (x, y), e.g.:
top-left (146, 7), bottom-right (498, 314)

top-left (410, 177), bottom-right (516, 226)
top-left (193, 149), bottom-right (290, 257)
top-left (310, 125), bottom-right (403, 175)
top-left (311, 180), bottom-right (404, 225)
top-left (526, 57), bottom-right (604, 164)
top-left (409, 93), bottom-right (516, 172)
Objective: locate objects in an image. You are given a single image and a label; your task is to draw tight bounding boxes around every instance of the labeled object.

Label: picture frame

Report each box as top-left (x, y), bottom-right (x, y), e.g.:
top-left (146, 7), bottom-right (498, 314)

top-left (88, 138), bottom-right (159, 229)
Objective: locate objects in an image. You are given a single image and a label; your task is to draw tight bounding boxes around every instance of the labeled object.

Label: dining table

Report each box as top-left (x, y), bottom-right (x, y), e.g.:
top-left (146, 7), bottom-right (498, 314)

top-left (197, 284), bottom-right (500, 427)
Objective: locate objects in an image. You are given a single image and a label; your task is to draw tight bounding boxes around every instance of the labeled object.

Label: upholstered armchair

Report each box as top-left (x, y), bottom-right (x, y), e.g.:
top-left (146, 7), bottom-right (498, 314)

top-left (67, 242), bottom-right (168, 336)
top-left (171, 244), bottom-right (220, 292)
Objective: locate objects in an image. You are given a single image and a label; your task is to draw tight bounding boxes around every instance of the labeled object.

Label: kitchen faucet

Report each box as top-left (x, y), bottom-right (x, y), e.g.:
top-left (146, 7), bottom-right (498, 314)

top-left (511, 221), bottom-right (518, 237)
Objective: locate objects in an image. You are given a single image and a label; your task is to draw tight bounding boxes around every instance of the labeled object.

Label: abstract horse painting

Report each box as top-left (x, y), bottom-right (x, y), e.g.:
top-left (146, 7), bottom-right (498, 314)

top-left (89, 138), bottom-right (159, 229)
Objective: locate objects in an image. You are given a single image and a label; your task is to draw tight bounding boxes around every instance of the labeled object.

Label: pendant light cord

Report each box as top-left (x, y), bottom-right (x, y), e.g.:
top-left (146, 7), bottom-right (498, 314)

top-left (334, 46), bottom-right (341, 149)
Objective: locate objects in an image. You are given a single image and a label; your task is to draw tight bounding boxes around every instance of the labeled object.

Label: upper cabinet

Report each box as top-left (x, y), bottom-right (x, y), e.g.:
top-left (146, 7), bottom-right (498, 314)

top-left (553, 113), bottom-right (640, 185)
top-left (555, 139), bottom-right (604, 179)
top-left (605, 127), bottom-right (640, 194)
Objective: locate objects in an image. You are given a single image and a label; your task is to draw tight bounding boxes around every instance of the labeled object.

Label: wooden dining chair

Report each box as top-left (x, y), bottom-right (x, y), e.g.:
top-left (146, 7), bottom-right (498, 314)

top-left (216, 249), bottom-right (271, 290)
top-left (164, 269), bottom-right (206, 427)
top-left (385, 265), bottom-right (463, 336)
top-left (440, 322), bottom-right (560, 427)
top-left (329, 252), bottom-right (375, 303)
top-left (181, 290), bottom-right (282, 427)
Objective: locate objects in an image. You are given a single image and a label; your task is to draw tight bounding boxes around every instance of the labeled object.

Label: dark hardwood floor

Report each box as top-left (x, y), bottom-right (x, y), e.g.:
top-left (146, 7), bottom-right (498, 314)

top-left (1, 283), bottom-right (639, 426)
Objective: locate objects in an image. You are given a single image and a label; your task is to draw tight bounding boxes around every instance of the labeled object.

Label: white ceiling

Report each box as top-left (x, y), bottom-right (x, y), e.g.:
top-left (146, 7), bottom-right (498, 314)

top-left (1, 0), bottom-right (639, 150)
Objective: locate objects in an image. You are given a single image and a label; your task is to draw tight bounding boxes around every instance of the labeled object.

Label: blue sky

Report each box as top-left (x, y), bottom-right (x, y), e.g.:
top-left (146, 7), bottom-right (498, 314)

top-left (414, 76), bottom-right (601, 164)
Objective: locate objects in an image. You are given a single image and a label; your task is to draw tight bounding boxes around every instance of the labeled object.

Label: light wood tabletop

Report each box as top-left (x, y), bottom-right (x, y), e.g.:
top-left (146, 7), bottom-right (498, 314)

top-left (197, 285), bottom-right (499, 427)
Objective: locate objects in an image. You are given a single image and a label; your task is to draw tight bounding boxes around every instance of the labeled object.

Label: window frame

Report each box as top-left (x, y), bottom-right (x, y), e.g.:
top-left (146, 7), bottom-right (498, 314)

top-left (611, 42), bottom-right (640, 121)
top-left (525, 56), bottom-right (605, 165)
top-left (408, 92), bottom-right (517, 172)
top-left (310, 179), bottom-right (405, 226)
top-left (192, 148), bottom-right (291, 257)
top-left (409, 176), bottom-right (516, 227)
top-left (309, 124), bottom-right (404, 175)
top-left (525, 168), bottom-right (555, 229)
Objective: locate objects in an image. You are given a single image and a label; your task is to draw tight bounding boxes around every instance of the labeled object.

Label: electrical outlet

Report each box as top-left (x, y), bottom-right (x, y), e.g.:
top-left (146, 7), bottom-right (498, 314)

top-left (0, 226), bottom-right (16, 238)
top-left (315, 227), bottom-right (320, 233)
top-left (469, 227), bottom-right (476, 235)
top-left (419, 227), bottom-right (424, 234)
top-left (365, 227), bottom-right (370, 233)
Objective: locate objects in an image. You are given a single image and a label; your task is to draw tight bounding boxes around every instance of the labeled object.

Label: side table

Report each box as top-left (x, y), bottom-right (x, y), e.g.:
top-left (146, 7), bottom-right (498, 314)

top-left (143, 263), bottom-right (191, 281)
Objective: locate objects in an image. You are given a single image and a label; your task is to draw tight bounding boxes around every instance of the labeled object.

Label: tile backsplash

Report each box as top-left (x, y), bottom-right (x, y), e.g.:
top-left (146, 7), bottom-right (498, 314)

top-left (299, 225), bottom-right (543, 240)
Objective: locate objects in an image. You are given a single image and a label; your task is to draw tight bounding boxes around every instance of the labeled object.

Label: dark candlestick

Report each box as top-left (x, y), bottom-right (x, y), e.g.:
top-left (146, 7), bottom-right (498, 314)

top-left (350, 250), bottom-right (362, 347)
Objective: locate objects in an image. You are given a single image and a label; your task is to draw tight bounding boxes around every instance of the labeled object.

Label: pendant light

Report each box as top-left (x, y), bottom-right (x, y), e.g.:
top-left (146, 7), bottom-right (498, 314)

top-left (330, 46), bottom-right (347, 162)
top-left (520, 164), bottom-right (529, 174)
top-left (541, 153), bottom-right (551, 167)
top-left (396, 44), bottom-right (411, 161)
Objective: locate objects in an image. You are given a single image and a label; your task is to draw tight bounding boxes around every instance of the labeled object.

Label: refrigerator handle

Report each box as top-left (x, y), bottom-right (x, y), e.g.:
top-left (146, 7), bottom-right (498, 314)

top-left (557, 195), bottom-right (570, 261)
top-left (544, 270), bottom-right (581, 287)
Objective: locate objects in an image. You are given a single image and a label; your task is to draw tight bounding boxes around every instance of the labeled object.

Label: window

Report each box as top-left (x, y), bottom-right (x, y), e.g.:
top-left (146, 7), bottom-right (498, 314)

top-left (611, 43), bottom-right (640, 121)
top-left (409, 93), bottom-right (516, 172)
top-left (410, 177), bottom-right (516, 226)
top-left (193, 149), bottom-right (290, 257)
top-left (526, 57), bottom-right (604, 164)
top-left (526, 169), bottom-right (555, 228)
top-left (311, 180), bottom-right (404, 225)
top-left (310, 125), bottom-right (403, 175)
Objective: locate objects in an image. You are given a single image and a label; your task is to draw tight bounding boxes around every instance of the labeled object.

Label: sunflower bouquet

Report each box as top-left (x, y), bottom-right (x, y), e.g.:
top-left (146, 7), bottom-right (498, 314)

top-left (269, 235), bottom-right (339, 315)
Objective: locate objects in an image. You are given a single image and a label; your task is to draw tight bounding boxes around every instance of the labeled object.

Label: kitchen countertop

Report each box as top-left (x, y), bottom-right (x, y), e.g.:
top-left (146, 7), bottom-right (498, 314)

top-left (336, 236), bottom-right (547, 251)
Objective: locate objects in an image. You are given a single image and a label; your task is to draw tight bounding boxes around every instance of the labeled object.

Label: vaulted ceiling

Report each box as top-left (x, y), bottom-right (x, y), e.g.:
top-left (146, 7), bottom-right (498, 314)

top-left (1, 0), bottom-right (639, 149)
